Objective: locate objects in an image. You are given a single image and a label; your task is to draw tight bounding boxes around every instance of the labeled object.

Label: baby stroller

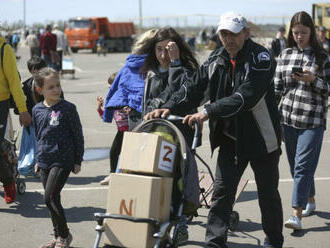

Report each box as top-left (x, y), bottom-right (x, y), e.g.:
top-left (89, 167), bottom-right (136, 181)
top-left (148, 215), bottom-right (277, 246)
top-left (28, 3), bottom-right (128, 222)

top-left (1, 115), bottom-right (26, 195)
top-left (93, 115), bottom-right (201, 248)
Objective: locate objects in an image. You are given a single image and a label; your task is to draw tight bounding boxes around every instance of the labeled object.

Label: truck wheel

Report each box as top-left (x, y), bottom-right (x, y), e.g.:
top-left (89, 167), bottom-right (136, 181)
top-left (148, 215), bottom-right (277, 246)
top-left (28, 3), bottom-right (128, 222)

top-left (115, 39), bottom-right (124, 52)
top-left (124, 38), bottom-right (132, 52)
top-left (71, 48), bottom-right (78, 53)
top-left (92, 45), bottom-right (97, 53)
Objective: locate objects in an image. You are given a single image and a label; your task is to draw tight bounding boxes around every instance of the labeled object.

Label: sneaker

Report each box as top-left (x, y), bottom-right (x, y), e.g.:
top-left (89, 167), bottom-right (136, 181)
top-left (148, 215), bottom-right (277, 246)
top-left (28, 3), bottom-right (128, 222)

top-left (40, 239), bottom-right (57, 248)
top-left (284, 215), bottom-right (302, 230)
top-left (175, 227), bottom-right (189, 245)
top-left (55, 232), bottom-right (72, 248)
top-left (4, 180), bottom-right (16, 204)
top-left (100, 175), bottom-right (111, 185)
top-left (263, 237), bottom-right (275, 248)
top-left (302, 202), bottom-right (316, 217)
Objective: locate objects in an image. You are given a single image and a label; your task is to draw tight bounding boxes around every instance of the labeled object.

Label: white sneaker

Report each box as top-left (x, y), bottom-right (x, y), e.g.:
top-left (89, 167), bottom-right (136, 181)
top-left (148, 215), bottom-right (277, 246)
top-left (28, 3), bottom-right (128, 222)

top-left (284, 215), bottom-right (302, 230)
top-left (100, 175), bottom-right (111, 185)
top-left (302, 202), bottom-right (316, 217)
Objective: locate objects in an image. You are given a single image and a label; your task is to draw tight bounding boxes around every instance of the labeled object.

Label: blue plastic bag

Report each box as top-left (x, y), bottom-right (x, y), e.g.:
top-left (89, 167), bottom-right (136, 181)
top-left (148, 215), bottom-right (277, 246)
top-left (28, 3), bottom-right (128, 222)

top-left (18, 126), bottom-right (36, 176)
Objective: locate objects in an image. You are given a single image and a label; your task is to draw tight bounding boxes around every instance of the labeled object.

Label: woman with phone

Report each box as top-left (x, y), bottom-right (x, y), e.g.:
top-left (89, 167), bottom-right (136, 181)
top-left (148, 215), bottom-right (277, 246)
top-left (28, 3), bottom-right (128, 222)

top-left (274, 11), bottom-right (330, 230)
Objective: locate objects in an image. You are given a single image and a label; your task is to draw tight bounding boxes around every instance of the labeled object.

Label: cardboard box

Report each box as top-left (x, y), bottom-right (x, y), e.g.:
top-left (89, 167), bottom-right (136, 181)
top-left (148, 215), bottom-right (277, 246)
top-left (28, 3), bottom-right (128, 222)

top-left (119, 132), bottom-right (177, 177)
top-left (103, 173), bottom-right (173, 248)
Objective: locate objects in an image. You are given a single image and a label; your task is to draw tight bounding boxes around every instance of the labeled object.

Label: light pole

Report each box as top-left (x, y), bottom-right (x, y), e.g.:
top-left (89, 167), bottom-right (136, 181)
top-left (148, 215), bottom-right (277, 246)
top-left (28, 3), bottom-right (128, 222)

top-left (138, 0), bottom-right (142, 34)
top-left (23, 0), bottom-right (26, 34)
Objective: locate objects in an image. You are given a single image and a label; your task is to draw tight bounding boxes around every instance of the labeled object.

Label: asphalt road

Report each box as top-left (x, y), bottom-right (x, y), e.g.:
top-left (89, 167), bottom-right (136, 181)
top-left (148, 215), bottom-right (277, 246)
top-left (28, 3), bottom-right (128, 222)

top-left (1, 45), bottom-right (330, 248)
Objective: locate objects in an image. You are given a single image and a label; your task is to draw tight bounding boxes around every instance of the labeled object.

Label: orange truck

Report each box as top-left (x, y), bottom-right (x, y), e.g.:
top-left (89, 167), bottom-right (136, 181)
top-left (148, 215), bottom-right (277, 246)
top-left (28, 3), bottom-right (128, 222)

top-left (65, 17), bottom-right (135, 53)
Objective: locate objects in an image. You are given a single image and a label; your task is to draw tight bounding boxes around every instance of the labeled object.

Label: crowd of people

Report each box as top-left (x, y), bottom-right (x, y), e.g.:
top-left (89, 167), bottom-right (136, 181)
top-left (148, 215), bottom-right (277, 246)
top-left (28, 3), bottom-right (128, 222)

top-left (4, 24), bottom-right (70, 72)
top-left (1, 9), bottom-right (330, 248)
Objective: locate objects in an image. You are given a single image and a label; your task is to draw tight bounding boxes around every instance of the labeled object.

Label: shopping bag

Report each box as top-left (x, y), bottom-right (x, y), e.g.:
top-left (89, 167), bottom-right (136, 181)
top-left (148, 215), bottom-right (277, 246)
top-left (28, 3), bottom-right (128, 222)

top-left (18, 126), bottom-right (36, 176)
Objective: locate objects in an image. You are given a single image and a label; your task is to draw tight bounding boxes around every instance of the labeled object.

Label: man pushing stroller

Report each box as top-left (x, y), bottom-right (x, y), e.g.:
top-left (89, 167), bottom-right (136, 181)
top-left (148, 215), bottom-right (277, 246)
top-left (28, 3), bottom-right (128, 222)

top-left (145, 12), bottom-right (284, 248)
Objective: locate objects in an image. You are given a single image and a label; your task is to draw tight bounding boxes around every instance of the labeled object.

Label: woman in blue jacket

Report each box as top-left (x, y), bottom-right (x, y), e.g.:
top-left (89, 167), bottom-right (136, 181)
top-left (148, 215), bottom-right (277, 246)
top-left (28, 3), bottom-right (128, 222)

top-left (100, 29), bottom-right (158, 185)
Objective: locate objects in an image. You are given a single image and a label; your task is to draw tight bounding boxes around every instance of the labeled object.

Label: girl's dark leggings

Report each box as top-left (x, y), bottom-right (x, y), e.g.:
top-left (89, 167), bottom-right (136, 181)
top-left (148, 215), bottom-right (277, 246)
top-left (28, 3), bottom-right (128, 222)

top-left (40, 166), bottom-right (71, 238)
top-left (109, 130), bottom-right (124, 173)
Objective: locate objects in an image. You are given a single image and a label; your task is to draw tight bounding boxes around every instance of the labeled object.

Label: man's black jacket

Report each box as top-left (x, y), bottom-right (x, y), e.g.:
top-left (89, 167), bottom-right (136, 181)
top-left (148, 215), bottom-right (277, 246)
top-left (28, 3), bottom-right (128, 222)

top-left (162, 39), bottom-right (282, 159)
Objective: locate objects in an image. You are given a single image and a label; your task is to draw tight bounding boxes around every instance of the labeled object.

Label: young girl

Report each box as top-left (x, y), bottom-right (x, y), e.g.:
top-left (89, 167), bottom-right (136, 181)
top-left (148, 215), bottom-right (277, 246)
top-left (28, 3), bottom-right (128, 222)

top-left (96, 72), bottom-right (129, 185)
top-left (32, 67), bottom-right (84, 248)
top-left (275, 11), bottom-right (330, 230)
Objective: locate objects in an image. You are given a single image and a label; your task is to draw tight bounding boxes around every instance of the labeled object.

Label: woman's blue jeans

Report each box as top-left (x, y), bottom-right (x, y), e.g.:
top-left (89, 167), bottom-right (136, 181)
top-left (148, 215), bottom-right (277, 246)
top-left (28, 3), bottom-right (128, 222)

top-left (282, 125), bottom-right (324, 209)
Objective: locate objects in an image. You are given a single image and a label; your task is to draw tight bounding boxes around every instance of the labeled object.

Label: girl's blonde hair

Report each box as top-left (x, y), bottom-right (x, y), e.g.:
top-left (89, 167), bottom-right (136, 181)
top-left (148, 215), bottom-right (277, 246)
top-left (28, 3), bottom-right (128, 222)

top-left (131, 28), bottom-right (158, 55)
top-left (34, 67), bottom-right (59, 88)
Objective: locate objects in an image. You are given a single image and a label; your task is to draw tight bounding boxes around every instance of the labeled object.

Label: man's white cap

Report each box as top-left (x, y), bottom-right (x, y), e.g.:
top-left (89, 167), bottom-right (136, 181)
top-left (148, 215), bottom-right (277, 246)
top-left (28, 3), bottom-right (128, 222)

top-left (53, 24), bottom-right (59, 29)
top-left (217, 12), bottom-right (248, 33)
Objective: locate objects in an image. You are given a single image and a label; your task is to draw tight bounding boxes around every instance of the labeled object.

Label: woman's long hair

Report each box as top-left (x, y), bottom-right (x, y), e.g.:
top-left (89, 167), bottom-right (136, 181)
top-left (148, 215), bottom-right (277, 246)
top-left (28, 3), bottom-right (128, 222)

top-left (132, 28), bottom-right (158, 55)
top-left (140, 27), bottom-right (199, 75)
top-left (288, 11), bottom-right (326, 72)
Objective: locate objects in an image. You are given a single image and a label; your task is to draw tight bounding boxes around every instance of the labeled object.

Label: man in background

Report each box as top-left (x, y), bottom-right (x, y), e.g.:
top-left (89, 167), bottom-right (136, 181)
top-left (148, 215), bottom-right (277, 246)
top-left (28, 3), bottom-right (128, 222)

top-left (40, 25), bottom-right (57, 69)
top-left (271, 26), bottom-right (286, 58)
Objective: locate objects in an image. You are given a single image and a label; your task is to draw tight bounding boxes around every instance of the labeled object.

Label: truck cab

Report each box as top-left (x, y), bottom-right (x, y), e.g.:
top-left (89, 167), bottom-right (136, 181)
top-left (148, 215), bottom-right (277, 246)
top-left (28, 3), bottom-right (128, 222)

top-left (65, 17), bottom-right (98, 53)
top-left (312, 3), bottom-right (330, 38)
top-left (65, 17), bottom-right (134, 53)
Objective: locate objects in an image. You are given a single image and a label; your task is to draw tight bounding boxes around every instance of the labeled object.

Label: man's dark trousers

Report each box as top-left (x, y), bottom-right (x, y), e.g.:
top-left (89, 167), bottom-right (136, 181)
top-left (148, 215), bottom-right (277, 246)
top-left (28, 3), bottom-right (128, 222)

top-left (205, 136), bottom-right (283, 248)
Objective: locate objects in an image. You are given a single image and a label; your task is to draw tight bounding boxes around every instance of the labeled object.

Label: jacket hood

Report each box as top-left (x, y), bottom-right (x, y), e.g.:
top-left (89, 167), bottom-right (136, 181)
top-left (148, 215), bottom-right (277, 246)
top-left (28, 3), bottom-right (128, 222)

top-left (126, 54), bottom-right (147, 69)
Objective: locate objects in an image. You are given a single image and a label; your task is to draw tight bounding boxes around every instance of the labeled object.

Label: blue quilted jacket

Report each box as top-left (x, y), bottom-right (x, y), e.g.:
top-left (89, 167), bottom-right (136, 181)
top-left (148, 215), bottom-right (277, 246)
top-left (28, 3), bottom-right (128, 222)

top-left (103, 54), bottom-right (146, 122)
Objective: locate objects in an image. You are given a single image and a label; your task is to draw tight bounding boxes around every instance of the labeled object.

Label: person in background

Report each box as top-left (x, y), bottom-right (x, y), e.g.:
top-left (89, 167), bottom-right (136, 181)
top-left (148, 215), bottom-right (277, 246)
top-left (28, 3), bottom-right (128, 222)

top-left (200, 28), bottom-right (208, 45)
top-left (5, 32), bottom-right (13, 47)
top-left (52, 24), bottom-right (65, 71)
top-left (271, 26), bottom-right (287, 58)
top-left (100, 29), bottom-right (158, 185)
top-left (33, 67), bottom-right (84, 248)
top-left (317, 26), bottom-right (330, 53)
top-left (20, 56), bottom-right (64, 116)
top-left (11, 33), bottom-right (20, 53)
top-left (207, 31), bottom-right (223, 50)
top-left (145, 12), bottom-right (284, 248)
top-left (40, 25), bottom-right (57, 69)
top-left (186, 33), bottom-right (196, 52)
top-left (26, 30), bottom-right (40, 58)
top-left (96, 35), bottom-right (106, 56)
top-left (274, 11), bottom-right (330, 231)
top-left (0, 34), bottom-right (31, 204)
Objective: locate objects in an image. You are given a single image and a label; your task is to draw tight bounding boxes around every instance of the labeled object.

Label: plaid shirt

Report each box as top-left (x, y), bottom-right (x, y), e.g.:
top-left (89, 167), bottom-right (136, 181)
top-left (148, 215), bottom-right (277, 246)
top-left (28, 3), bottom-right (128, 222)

top-left (274, 46), bottom-right (330, 129)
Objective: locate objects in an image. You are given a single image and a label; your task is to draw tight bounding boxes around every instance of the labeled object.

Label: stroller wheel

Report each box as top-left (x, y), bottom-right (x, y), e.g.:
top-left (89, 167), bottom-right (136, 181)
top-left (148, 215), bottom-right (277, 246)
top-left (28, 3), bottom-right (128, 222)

top-left (154, 239), bottom-right (172, 248)
top-left (186, 215), bottom-right (194, 223)
top-left (16, 179), bottom-right (26, 195)
top-left (228, 211), bottom-right (239, 231)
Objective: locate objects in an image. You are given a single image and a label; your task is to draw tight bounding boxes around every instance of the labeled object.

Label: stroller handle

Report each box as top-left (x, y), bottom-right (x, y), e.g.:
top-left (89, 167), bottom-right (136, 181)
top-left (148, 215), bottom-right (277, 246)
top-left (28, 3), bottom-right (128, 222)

top-left (164, 115), bottom-right (200, 151)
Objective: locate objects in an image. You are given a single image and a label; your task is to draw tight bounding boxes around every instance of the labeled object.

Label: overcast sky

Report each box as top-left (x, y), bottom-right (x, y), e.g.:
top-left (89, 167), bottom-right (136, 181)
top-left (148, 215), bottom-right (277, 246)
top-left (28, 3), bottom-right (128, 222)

top-left (1, 0), bottom-right (329, 26)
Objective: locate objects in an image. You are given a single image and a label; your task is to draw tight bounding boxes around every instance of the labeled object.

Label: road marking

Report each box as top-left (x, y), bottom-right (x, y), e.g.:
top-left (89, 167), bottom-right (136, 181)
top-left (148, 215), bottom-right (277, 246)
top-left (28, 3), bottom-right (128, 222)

top-left (26, 186), bottom-right (107, 193)
top-left (248, 177), bottom-right (330, 184)
top-left (25, 177), bottom-right (330, 193)
top-left (74, 66), bottom-right (83, 72)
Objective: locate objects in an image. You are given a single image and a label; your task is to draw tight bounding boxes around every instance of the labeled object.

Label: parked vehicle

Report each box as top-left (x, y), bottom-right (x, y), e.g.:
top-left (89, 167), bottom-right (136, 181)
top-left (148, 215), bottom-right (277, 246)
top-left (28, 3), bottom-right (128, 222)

top-left (65, 17), bottom-right (135, 53)
top-left (312, 2), bottom-right (330, 38)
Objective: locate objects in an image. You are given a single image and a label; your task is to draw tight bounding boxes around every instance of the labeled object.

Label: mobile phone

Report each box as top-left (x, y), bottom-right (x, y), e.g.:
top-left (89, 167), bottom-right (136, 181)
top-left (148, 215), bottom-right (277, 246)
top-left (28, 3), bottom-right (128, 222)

top-left (292, 67), bottom-right (303, 75)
